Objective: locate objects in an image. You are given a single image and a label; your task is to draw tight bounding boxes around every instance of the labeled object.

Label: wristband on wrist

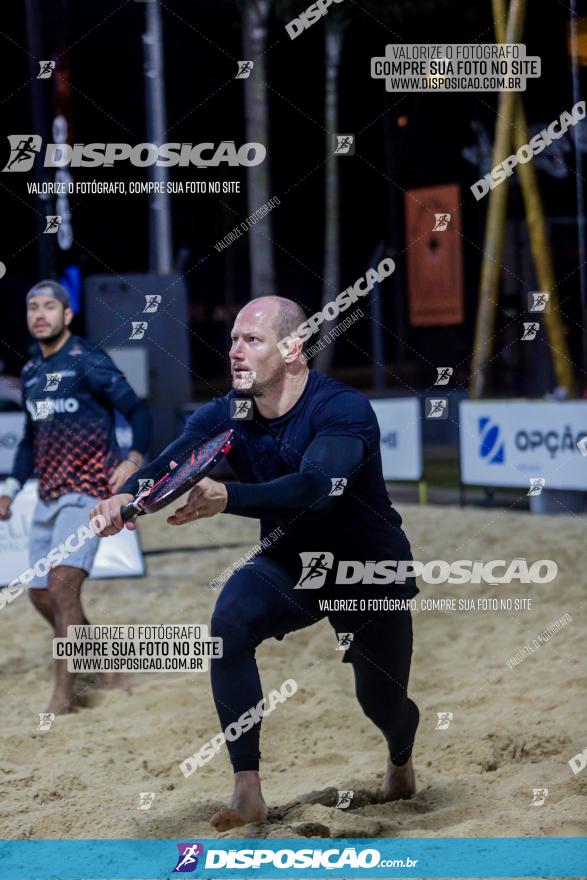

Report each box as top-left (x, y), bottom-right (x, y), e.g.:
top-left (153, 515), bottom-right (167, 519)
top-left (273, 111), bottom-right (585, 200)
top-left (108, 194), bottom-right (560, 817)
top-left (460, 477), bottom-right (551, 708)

top-left (1, 477), bottom-right (21, 500)
top-left (126, 455), bottom-right (142, 467)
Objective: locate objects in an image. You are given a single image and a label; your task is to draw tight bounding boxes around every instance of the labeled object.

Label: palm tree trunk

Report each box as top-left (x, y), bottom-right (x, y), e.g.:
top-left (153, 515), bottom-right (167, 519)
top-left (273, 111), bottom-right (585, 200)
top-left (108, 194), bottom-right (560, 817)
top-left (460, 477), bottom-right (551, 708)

top-left (491, 0), bottom-right (575, 395)
top-left (469, 0), bottom-right (526, 398)
top-left (315, 22), bottom-right (342, 371)
top-left (242, 0), bottom-right (275, 297)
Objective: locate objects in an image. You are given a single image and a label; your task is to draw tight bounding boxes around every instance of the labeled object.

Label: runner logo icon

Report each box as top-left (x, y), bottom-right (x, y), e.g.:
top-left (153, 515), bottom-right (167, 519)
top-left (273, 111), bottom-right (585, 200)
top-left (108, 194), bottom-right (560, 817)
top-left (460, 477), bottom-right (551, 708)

top-left (294, 552), bottom-right (334, 589)
top-left (3, 135), bottom-right (42, 172)
top-left (173, 843), bottom-right (204, 873)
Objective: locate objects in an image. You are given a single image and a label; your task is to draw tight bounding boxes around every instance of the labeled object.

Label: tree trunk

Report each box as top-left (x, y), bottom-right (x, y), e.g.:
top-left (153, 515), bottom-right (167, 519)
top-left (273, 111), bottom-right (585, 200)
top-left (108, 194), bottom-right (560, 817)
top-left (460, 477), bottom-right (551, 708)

top-left (242, 0), bottom-right (275, 298)
top-left (315, 23), bottom-right (342, 371)
top-left (469, 0), bottom-right (526, 398)
top-left (490, 0), bottom-right (575, 396)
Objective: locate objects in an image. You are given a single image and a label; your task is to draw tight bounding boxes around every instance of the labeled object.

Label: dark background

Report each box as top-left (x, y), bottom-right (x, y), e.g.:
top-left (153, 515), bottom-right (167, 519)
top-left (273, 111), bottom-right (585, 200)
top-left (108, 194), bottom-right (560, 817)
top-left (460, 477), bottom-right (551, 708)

top-left (0, 0), bottom-right (584, 396)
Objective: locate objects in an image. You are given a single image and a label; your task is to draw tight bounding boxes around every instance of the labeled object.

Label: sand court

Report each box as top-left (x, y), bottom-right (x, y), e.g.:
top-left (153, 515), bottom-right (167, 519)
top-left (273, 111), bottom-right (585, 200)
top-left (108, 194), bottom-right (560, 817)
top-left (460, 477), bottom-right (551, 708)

top-left (0, 502), bottom-right (585, 844)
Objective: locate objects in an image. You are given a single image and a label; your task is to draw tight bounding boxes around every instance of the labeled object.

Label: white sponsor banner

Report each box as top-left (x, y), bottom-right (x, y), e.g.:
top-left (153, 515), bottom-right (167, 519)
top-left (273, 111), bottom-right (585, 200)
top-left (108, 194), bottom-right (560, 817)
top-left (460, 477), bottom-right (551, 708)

top-left (371, 398), bottom-right (422, 480)
top-left (0, 480), bottom-right (144, 587)
top-left (0, 413), bottom-right (25, 473)
top-left (459, 400), bottom-right (587, 489)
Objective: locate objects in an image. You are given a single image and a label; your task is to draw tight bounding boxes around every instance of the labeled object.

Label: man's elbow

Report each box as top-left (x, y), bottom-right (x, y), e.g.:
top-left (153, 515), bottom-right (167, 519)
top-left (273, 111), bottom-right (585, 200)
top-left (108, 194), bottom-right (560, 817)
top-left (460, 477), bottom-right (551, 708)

top-left (303, 472), bottom-right (340, 517)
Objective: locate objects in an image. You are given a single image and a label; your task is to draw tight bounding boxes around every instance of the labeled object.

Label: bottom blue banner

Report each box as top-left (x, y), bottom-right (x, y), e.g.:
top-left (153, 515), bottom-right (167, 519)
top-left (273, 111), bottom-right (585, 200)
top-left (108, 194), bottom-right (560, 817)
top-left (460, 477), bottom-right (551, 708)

top-left (1, 837), bottom-right (585, 879)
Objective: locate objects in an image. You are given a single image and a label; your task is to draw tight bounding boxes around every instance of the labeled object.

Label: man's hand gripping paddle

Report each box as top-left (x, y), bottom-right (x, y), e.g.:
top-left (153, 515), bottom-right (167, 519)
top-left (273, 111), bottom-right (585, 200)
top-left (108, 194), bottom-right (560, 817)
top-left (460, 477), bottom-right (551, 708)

top-left (120, 429), bottom-right (235, 523)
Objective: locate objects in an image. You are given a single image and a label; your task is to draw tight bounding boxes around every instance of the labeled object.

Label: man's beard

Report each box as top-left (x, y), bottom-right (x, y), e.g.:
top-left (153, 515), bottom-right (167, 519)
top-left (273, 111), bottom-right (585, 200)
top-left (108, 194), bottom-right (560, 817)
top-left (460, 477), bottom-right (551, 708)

top-left (234, 361), bottom-right (285, 397)
top-left (34, 325), bottom-right (66, 345)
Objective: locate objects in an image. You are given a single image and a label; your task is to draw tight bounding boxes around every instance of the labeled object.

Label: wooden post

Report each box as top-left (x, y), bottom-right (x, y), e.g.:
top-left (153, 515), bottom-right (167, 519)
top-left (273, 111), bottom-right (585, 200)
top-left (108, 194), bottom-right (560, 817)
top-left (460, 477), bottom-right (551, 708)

top-left (469, 0), bottom-right (527, 399)
top-left (491, 0), bottom-right (576, 395)
top-left (418, 480), bottom-right (428, 505)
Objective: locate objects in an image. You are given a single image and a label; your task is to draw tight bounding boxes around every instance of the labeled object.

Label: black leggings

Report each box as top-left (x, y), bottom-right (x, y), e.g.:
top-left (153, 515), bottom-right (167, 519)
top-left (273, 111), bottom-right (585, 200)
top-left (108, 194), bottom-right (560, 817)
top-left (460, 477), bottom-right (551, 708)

top-left (210, 555), bottom-right (419, 772)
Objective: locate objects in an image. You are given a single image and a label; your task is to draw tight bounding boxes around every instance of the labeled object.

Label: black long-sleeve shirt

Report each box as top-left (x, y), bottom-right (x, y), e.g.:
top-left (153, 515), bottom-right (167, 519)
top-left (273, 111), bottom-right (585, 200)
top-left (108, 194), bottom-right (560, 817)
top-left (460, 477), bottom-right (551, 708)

top-left (121, 370), bottom-right (412, 565)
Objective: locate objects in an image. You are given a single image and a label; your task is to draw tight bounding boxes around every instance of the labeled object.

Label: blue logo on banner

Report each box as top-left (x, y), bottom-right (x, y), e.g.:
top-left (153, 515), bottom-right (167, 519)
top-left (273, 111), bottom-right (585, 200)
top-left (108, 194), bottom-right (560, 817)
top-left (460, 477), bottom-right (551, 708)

top-left (173, 843), bottom-right (203, 873)
top-left (479, 417), bottom-right (504, 464)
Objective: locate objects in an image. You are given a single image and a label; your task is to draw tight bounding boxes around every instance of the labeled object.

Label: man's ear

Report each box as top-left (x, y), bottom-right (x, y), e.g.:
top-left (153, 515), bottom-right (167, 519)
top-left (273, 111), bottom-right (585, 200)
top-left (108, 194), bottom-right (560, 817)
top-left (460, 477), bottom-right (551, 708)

top-left (286, 337), bottom-right (305, 364)
top-left (63, 306), bottom-right (74, 327)
top-left (279, 335), bottom-right (304, 364)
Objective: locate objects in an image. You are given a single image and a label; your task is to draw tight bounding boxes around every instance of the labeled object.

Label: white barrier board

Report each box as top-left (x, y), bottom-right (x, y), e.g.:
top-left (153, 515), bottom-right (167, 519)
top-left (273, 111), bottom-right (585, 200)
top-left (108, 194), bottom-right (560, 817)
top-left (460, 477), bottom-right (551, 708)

top-left (0, 480), bottom-right (144, 587)
top-left (371, 398), bottom-right (422, 481)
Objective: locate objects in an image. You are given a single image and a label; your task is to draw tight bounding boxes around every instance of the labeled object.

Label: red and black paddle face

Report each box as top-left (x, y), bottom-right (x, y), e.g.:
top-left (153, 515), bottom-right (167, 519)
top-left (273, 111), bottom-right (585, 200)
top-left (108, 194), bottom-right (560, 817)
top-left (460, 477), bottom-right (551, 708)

top-left (121, 429), bottom-right (234, 522)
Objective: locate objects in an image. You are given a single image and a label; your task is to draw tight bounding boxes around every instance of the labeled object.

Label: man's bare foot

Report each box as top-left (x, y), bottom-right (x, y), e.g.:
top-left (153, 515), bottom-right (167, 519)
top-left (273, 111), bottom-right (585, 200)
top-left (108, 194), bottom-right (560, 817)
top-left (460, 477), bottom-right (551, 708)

top-left (382, 756), bottom-right (416, 801)
top-left (95, 671), bottom-right (131, 693)
top-left (45, 692), bottom-right (74, 715)
top-left (210, 771), bottom-right (268, 832)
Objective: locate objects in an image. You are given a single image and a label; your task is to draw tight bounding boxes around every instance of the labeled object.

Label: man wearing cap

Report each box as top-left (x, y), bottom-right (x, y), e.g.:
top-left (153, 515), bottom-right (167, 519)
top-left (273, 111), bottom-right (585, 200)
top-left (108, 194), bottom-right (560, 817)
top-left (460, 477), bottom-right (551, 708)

top-left (0, 280), bottom-right (151, 714)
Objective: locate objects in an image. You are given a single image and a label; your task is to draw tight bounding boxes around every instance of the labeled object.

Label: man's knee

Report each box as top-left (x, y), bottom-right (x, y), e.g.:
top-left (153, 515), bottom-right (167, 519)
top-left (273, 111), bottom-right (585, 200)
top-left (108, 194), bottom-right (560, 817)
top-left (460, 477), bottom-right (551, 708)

top-left (211, 609), bottom-right (259, 657)
top-left (47, 567), bottom-right (85, 607)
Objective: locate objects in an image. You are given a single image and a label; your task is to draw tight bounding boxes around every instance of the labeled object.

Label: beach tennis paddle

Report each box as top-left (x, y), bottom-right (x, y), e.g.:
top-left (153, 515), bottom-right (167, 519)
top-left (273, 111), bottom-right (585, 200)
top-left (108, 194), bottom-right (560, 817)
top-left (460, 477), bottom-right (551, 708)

top-left (120, 429), bottom-right (235, 523)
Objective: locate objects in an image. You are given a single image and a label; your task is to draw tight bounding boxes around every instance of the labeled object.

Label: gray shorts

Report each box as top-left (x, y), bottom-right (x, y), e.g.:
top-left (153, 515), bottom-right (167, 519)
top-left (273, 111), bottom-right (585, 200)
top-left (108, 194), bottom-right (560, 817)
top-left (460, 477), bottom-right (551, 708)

top-left (28, 493), bottom-right (101, 589)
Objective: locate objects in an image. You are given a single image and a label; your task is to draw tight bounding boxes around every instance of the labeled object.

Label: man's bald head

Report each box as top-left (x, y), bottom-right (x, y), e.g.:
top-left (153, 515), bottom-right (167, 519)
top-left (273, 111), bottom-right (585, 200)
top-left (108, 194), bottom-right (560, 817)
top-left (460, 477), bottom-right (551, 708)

top-left (237, 296), bottom-right (306, 346)
top-left (230, 296), bottom-right (307, 396)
